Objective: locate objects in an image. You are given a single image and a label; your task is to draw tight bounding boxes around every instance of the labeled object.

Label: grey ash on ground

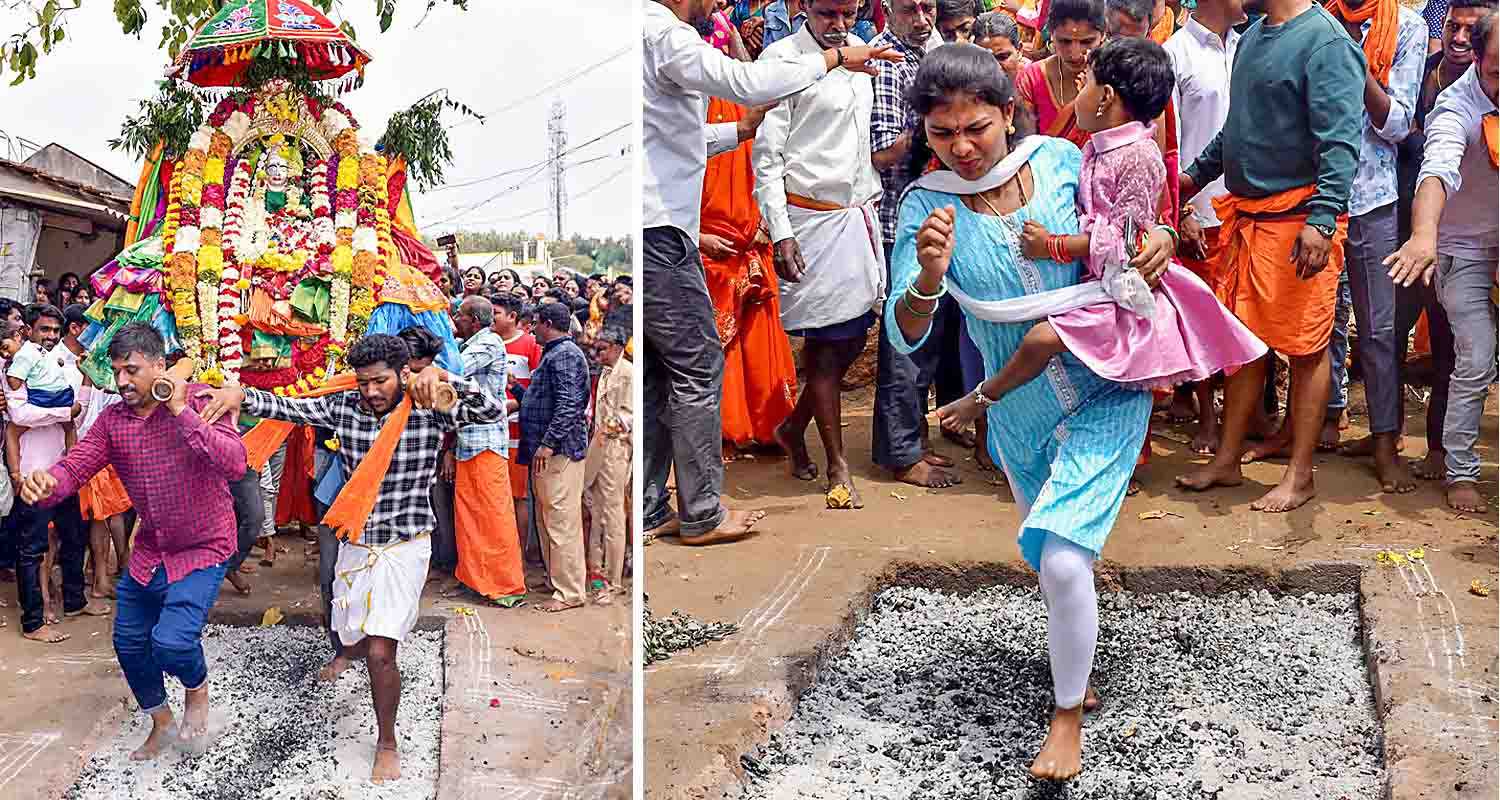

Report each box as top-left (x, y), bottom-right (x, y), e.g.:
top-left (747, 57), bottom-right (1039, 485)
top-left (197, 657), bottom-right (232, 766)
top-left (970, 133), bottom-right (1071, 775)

top-left (65, 624), bottom-right (443, 800)
top-left (740, 586), bottom-right (1385, 799)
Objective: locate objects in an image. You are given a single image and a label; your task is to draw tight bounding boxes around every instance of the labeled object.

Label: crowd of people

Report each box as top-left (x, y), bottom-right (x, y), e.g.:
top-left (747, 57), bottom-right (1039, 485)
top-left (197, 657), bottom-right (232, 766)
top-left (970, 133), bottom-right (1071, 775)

top-left (0, 265), bottom-right (632, 779)
top-left (645, 0), bottom-right (1495, 782)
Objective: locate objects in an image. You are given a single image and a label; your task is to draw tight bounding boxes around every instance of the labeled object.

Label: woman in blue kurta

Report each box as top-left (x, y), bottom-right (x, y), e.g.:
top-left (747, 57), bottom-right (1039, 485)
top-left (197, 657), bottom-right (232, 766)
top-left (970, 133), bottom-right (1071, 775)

top-left (887, 44), bottom-right (1175, 782)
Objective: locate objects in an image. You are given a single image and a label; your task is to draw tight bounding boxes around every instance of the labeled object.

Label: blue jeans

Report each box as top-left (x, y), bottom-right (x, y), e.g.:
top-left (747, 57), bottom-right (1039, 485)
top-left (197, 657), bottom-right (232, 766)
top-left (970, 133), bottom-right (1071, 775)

top-left (113, 561), bottom-right (228, 713)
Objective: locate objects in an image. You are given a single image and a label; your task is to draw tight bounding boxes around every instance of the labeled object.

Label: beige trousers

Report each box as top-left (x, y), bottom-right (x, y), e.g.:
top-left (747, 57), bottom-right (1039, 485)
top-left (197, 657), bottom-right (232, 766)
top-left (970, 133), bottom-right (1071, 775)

top-left (584, 437), bottom-right (630, 588)
top-left (533, 453), bottom-right (587, 605)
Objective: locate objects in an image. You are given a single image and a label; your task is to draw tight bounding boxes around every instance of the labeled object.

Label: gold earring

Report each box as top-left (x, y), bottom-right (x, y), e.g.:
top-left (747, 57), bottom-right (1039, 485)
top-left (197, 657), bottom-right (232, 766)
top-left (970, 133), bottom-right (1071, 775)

top-left (1007, 122), bottom-right (1016, 134)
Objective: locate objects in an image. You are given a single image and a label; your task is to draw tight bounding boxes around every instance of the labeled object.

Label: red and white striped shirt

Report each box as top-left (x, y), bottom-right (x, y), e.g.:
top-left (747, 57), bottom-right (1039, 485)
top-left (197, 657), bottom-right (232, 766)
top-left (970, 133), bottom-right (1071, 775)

top-left (503, 332), bottom-right (543, 452)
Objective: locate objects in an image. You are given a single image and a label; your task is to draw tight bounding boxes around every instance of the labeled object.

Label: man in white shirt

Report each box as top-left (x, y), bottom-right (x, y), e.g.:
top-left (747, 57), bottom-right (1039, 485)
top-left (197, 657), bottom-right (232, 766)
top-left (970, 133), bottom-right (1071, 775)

top-left (754, 0), bottom-right (885, 511)
top-left (1164, 0), bottom-right (1242, 455)
top-left (1385, 14), bottom-right (1498, 515)
top-left (642, 0), bottom-right (897, 545)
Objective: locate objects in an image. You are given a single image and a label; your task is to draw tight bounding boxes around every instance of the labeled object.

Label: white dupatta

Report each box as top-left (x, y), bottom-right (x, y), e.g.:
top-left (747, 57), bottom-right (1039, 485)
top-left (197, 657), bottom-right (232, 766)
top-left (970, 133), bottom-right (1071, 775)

top-left (907, 136), bottom-right (1155, 323)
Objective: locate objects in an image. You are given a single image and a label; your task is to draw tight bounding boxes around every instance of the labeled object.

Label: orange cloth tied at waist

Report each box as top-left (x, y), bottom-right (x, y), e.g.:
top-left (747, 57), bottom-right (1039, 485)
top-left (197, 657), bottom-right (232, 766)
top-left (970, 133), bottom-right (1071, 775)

top-left (1211, 184), bottom-right (1348, 357)
top-left (786, 193), bottom-right (846, 212)
top-left (1483, 113), bottom-right (1498, 168)
top-left (1325, 0), bottom-right (1399, 85)
top-left (241, 373), bottom-right (413, 544)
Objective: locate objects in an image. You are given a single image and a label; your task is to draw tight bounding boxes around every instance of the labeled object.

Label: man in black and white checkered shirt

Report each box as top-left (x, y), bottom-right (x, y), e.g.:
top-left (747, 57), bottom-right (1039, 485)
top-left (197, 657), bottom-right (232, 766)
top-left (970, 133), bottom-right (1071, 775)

top-left (198, 332), bottom-right (503, 785)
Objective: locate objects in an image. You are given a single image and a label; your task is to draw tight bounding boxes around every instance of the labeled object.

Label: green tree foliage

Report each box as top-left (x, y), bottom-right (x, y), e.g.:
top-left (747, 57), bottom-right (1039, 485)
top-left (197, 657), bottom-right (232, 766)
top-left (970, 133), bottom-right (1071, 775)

top-left (2, 0), bottom-right (468, 85)
top-left (110, 81), bottom-right (206, 160)
top-left (378, 91), bottom-right (483, 191)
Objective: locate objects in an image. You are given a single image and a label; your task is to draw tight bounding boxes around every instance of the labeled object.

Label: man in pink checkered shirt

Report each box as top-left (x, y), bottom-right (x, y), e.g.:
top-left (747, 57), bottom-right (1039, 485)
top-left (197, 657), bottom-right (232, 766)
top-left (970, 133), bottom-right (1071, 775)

top-left (21, 323), bottom-right (246, 761)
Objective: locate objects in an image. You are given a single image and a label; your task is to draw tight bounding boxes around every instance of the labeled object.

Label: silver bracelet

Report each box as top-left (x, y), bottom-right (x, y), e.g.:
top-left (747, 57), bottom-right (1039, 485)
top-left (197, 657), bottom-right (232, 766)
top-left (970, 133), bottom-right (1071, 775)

top-left (972, 382), bottom-right (998, 407)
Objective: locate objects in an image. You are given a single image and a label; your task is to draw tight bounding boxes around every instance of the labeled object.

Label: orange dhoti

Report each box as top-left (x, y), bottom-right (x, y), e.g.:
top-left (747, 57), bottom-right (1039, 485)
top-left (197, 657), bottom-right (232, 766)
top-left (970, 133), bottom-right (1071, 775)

top-left (453, 450), bottom-right (526, 604)
top-left (79, 465), bottom-right (131, 520)
top-left (1212, 186), bottom-right (1348, 357)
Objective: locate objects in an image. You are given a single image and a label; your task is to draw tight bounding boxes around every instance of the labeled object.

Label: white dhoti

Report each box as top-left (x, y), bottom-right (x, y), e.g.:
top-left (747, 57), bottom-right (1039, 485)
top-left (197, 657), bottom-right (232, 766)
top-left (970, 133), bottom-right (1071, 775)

top-left (778, 200), bottom-right (886, 332)
top-left (330, 533), bottom-right (431, 646)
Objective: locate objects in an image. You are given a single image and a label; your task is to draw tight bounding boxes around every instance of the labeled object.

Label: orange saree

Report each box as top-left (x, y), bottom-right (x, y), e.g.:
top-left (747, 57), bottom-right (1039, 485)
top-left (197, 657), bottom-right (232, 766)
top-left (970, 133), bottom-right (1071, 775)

top-left (701, 97), bottom-right (798, 447)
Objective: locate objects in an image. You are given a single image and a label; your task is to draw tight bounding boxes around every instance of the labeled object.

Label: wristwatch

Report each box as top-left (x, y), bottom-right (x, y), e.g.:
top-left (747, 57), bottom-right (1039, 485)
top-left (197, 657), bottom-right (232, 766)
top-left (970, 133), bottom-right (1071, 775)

top-left (1310, 223), bottom-right (1336, 239)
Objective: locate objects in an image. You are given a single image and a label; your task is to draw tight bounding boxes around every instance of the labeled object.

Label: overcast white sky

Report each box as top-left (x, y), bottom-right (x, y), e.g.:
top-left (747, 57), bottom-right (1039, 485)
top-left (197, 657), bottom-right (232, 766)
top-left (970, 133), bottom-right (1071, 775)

top-left (3, 0), bottom-right (634, 239)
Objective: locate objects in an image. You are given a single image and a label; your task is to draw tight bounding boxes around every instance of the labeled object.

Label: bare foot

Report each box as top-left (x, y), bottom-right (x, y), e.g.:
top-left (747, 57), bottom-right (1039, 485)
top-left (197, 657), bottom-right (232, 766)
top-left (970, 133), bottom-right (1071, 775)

top-left (180, 684), bottom-right (210, 751)
top-left (1240, 430), bottom-right (1292, 463)
top-left (1084, 686), bottom-right (1100, 712)
top-left (592, 588), bottom-right (616, 606)
top-left (1314, 417), bottom-right (1339, 452)
top-left (680, 509), bottom-right (765, 546)
top-left (22, 624), bottom-right (69, 643)
top-left (1340, 434), bottom-right (1405, 458)
top-left (1374, 444), bottom-right (1415, 495)
top-left (893, 460), bottom-right (962, 489)
top-left (643, 517), bottom-right (681, 545)
top-left (1250, 473), bottom-right (1316, 513)
top-left (921, 451), bottom-right (955, 468)
top-left (130, 714), bottom-right (176, 761)
top-left (1126, 479), bottom-right (1141, 497)
top-left (533, 598), bottom-right (585, 613)
top-left (65, 600), bottom-right (112, 618)
top-left (371, 744), bottom-right (402, 784)
top-left (225, 571), bottom-right (251, 595)
top-left (1411, 450), bottom-right (1446, 481)
top-left (43, 607), bottom-right (61, 626)
top-left (1166, 392), bottom-right (1197, 423)
top-left (974, 442), bottom-right (997, 472)
top-left (1446, 482), bottom-right (1489, 514)
top-left (941, 425), bottom-right (976, 450)
top-left (1175, 461), bottom-right (1244, 492)
top-left (318, 654), bottom-right (354, 682)
top-left (237, 562), bottom-right (259, 576)
top-left (1190, 416), bottom-right (1220, 455)
top-left (774, 420), bottom-right (817, 482)
top-left (1029, 704), bottom-right (1084, 781)
top-left (90, 587), bottom-right (116, 600)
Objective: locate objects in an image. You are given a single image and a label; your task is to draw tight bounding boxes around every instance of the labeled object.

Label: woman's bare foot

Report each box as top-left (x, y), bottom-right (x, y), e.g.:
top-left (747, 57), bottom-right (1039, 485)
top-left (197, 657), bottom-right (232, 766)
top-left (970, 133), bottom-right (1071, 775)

top-left (226, 571), bottom-right (252, 596)
top-left (1029, 704), bottom-right (1085, 781)
top-left (1340, 433), bottom-right (1405, 458)
top-left (1251, 473), bottom-right (1316, 513)
top-left (318, 654), bottom-right (354, 682)
top-left (1084, 686), bottom-right (1100, 712)
top-left (1175, 461), bottom-right (1244, 492)
top-left (237, 562), bottom-right (259, 576)
top-left (43, 606), bottom-right (61, 626)
top-left (180, 684), bottom-right (210, 752)
top-left (130, 713), bottom-right (175, 761)
top-left (1411, 450), bottom-right (1446, 481)
top-left (1240, 429), bottom-right (1292, 463)
top-left (371, 744), bottom-right (402, 784)
top-left (22, 624), bottom-right (69, 643)
top-left (680, 509), bottom-right (765, 546)
top-left (534, 598), bottom-right (585, 613)
top-left (1446, 482), bottom-right (1488, 514)
top-left (773, 420), bottom-right (817, 482)
top-left (1166, 392), bottom-right (1197, 422)
top-left (894, 460), bottom-right (961, 489)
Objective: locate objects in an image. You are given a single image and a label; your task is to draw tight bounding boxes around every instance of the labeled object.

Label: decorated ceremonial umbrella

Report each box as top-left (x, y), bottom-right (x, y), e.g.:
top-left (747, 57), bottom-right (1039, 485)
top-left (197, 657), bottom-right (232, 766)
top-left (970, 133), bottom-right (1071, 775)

top-left (165, 0), bottom-right (371, 91)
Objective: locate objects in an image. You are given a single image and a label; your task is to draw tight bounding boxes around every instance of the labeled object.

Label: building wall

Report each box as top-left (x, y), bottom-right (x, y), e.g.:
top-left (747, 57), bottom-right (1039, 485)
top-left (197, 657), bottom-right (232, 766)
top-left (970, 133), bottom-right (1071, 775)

top-left (33, 223), bottom-right (123, 297)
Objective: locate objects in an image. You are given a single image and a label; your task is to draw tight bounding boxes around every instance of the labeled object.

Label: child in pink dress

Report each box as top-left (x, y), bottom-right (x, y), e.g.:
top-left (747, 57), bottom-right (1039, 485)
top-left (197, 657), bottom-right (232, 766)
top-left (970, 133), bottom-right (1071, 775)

top-left (938, 37), bottom-right (1265, 432)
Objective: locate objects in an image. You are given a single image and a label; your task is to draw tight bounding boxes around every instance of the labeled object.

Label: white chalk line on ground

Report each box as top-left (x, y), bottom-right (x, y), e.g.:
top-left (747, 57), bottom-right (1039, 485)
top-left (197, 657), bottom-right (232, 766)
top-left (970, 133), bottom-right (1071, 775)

top-left (462, 770), bottom-right (614, 800)
top-left (0, 731), bottom-right (60, 790)
top-left (1389, 556), bottom-right (1496, 746)
top-left (711, 546), bottom-right (830, 679)
top-left (460, 612), bottom-right (567, 714)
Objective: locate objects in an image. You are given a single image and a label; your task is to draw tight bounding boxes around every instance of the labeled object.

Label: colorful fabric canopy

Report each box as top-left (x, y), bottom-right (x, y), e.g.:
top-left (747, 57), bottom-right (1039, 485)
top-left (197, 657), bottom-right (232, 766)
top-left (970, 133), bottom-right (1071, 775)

top-left (166, 0), bottom-right (371, 88)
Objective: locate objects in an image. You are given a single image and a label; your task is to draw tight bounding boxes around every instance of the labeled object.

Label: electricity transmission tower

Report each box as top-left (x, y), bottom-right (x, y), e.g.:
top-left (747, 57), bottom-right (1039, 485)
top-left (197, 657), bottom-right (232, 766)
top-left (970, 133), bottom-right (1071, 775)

top-left (547, 100), bottom-right (568, 241)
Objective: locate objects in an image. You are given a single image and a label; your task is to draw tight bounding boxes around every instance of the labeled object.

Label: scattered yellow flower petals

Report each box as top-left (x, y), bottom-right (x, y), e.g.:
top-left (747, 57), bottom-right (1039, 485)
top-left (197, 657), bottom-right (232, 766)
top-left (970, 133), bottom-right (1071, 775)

top-left (260, 607), bottom-right (284, 627)
top-left (1470, 580), bottom-right (1491, 598)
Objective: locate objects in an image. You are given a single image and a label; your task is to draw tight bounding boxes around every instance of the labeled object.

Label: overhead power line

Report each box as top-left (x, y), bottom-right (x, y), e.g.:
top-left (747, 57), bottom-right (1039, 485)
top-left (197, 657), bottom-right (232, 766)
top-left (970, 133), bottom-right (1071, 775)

top-left (448, 47), bottom-right (631, 131)
top-left (426, 122), bottom-right (631, 193)
top-left (422, 154), bottom-right (626, 230)
top-left (435, 163), bottom-right (630, 230)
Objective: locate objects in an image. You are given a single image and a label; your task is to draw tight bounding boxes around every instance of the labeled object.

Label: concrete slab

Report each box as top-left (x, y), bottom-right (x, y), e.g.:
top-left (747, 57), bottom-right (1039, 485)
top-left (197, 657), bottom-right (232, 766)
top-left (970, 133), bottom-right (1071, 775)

top-left (0, 550), bottom-right (632, 800)
top-left (644, 388), bottom-right (1499, 799)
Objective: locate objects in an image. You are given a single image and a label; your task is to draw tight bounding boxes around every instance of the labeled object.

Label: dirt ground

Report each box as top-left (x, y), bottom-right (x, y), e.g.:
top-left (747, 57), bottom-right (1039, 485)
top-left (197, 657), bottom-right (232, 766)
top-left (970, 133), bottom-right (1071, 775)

top-left (0, 544), bottom-right (631, 800)
top-left (644, 385), bottom-right (1499, 799)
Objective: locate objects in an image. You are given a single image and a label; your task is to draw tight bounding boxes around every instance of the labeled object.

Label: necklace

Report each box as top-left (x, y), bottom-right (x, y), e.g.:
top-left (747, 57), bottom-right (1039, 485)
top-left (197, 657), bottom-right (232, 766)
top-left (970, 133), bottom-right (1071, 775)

top-left (1048, 57), bottom-right (1080, 107)
top-left (972, 170), bottom-right (1030, 225)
